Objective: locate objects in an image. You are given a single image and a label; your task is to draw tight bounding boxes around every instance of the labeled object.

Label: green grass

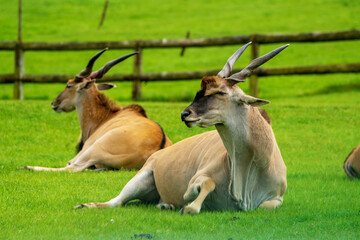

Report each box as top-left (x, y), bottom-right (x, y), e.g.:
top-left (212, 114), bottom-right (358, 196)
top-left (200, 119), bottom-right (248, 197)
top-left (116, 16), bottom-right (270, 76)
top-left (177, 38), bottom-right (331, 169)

top-left (1, 0), bottom-right (359, 42)
top-left (1, 83), bottom-right (360, 239)
top-left (1, 0), bottom-right (360, 239)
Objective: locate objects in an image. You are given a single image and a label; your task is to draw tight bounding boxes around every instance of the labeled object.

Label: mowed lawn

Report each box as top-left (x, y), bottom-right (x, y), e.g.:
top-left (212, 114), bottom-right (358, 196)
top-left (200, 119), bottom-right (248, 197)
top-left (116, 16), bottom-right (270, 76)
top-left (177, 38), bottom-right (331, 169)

top-left (1, 74), bottom-right (360, 239)
top-left (1, 0), bottom-right (360, 239)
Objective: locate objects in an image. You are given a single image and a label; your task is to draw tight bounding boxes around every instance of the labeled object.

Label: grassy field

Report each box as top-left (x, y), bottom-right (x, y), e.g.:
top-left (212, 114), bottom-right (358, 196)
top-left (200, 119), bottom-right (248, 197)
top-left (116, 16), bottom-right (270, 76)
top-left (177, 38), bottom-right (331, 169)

top-left (1, 0), bottom-right (360, 239)
top-left (1, 86), bottom-right (360, 239)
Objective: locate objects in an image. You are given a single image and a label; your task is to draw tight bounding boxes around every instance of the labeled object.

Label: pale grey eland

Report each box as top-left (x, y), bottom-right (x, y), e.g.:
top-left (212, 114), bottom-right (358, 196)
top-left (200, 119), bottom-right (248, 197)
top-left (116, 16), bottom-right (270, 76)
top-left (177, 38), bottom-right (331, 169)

top-left (75, 43), bottom-right (288, 214)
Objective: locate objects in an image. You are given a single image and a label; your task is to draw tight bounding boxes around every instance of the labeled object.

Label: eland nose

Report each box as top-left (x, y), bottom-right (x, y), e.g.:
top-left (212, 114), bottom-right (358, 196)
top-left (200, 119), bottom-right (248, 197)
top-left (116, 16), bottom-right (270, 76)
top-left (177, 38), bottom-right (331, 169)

top-left (181, 110), bottom-right (191, 121)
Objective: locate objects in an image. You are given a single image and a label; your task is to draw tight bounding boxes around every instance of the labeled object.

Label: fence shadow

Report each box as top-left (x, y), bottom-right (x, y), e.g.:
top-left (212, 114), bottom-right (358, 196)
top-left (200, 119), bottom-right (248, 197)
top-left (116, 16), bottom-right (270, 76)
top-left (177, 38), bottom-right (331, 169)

top-left (299, 83), bottom-right (360, 97)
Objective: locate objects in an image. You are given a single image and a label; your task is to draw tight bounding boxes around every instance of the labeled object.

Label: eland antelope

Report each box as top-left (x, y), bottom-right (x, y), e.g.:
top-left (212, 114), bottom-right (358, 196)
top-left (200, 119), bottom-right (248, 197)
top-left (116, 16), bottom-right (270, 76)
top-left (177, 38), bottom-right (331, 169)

top-left (22, 49), bottom-right (171, 172)
top-left (75, 43), bottom-right (288, 214)
top-left (344, 144), bottom-right (360, 179)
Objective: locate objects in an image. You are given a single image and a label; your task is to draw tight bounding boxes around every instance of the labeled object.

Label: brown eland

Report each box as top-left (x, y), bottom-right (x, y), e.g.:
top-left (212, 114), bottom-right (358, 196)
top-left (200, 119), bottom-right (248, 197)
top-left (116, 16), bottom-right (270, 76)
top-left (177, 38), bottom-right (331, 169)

top-left (22, 49), bottom-right (171, 172)
top-left (75, 43), bottom-right (287, 214)
top-left (344, 144), bottom-right (360, 179)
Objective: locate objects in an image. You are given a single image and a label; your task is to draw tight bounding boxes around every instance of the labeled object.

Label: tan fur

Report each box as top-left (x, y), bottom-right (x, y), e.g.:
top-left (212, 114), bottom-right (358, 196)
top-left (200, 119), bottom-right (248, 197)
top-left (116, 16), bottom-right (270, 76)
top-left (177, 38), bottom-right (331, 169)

top-left (343, 144), bottom-right (360, 179)
top-left (75, 76), bottom-right (286, 213)
top-left (78, 86), bottom-right (121, 142)
top-left (201, 76), bottom-right (220, 89)
top-left (23, 78), bottom-right (171, 172)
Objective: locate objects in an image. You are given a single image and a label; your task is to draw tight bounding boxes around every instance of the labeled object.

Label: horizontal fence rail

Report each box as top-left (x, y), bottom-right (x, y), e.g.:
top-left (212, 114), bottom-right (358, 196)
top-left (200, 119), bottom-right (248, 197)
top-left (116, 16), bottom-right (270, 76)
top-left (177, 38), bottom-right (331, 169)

top-left (2, 63), bottom-right (360, 84)
top-left (1, 30), bottom-right (360, 51)
top-left (0, 30), bottom-right (359, 99)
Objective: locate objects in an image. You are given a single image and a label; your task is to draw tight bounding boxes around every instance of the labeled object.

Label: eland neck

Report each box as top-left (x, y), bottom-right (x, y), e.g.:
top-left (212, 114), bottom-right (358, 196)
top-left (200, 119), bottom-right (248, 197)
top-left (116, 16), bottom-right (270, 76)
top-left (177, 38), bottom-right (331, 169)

top-left (215, 103), bottom-right (251, 160)
top-left (215, 104), bottom-right (273, 210)
top-left (76, 87), bottom-right (120, 142)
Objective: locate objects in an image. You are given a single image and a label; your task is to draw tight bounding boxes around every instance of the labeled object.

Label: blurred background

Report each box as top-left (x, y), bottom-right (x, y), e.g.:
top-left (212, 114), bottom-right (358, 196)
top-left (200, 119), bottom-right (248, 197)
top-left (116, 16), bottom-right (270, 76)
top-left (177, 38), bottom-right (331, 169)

top-left (0, 0), bottom-right (359, 101)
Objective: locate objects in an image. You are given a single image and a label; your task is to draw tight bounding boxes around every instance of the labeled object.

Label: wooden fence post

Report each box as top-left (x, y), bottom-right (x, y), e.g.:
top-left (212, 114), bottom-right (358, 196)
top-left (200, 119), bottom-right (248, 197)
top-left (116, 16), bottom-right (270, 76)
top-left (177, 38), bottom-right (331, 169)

top-left (132, 44), bottom-right (142, 101)
top-left (180, 31), bottom-right (191, 56)
top-left (98, 0), bottom-right (109, 30)
top-left (14, 43), bottom-right (24, 100)
top-left (14, 0), bottom-right (24, 100)
top-left (249, 40), bottom-right (259, 97)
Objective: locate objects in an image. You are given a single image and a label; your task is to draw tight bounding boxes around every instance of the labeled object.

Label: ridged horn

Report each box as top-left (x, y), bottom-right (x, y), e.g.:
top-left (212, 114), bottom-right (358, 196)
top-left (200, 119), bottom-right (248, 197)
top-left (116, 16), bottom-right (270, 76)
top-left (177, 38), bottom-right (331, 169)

top-left (226, 44), bottom-right (289, 83)
top-left (217, 42), bottom-right (251, 78)
top-left (76, 48), bottom-right (108, 81)
top-left (89, 52), bottom-right (138, 79)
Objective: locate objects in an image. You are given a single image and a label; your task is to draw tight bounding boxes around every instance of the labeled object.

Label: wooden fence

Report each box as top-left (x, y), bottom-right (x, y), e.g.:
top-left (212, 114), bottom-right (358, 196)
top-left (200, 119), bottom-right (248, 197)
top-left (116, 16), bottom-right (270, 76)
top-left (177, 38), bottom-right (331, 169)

top-left (1, 30), bottom-right (360, 100)
top-left (1, 1), bottom-right (360, 100)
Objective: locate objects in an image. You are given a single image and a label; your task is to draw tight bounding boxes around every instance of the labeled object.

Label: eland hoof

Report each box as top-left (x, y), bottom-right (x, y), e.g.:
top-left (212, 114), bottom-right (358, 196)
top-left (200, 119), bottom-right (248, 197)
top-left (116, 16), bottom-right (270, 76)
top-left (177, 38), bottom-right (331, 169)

top-left (19, 166), bottom-right (32, 171)
top-left (74, 204), bottom-right (88, 209)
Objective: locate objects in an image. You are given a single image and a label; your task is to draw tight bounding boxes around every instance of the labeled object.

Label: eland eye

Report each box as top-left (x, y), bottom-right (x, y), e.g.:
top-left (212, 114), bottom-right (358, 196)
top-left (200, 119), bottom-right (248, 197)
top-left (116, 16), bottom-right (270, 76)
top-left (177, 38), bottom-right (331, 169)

top-left (66, 85), bottom-right (72, 89)
top-left (216, 91), bottom-right (226, 96)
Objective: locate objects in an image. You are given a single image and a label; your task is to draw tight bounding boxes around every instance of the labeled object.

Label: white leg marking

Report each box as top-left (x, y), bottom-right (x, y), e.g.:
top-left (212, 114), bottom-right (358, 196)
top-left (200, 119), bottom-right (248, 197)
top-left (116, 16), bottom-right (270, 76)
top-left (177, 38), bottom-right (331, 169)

top-left (182, 177), bottom-right (215, 215)
top-left (107, 170), bottom-right (156, 207)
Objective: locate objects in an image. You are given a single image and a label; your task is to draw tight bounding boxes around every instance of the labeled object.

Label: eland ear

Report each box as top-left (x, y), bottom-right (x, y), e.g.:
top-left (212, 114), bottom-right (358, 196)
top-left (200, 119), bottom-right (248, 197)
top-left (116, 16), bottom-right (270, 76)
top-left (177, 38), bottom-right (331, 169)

top-left (79, 79), bottom-right (96, 90)
top-left (239, 94), bottom-right (270, 107)
top-left (96, 83), bottom-right (116, 91)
